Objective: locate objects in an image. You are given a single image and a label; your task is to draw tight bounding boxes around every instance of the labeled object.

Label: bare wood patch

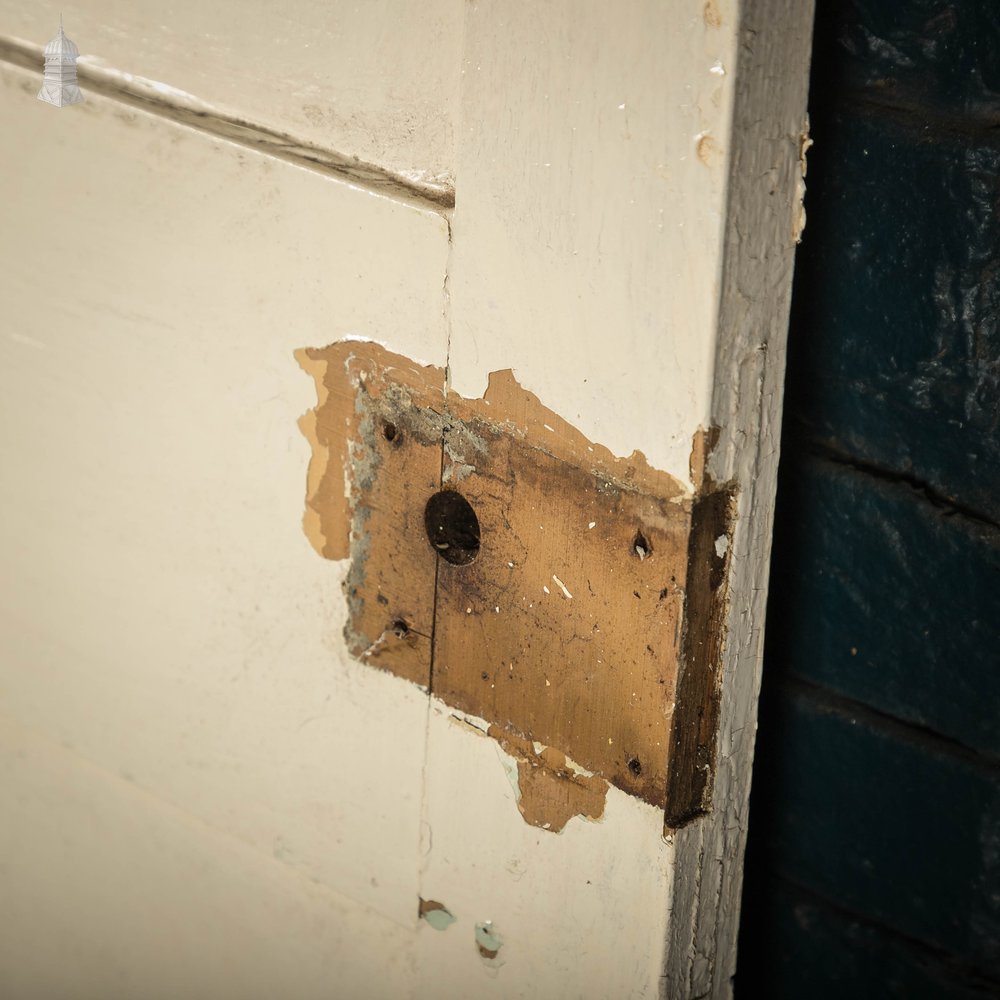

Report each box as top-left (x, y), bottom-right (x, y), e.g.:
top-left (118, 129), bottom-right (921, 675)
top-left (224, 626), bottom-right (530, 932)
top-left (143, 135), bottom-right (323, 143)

top-left (295, 342), bottom-right (445, 687)
top-left (489, 727), bottom-right (608, 833)
top-left (297, 340), bottom-right (734, 822)
top-left (433, 415), bottom-right (690, 807)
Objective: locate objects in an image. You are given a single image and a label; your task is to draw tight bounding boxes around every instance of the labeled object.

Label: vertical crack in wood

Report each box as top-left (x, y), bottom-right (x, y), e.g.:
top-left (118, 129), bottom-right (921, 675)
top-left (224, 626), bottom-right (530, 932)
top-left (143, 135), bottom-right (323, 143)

top-left (427, 400), bottom-right (448, 698)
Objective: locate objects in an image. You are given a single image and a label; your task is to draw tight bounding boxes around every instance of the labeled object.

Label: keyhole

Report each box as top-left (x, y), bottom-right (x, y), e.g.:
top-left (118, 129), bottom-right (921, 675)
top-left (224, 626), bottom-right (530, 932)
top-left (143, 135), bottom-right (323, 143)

top-left (424, 490), bottom-right (481, 565)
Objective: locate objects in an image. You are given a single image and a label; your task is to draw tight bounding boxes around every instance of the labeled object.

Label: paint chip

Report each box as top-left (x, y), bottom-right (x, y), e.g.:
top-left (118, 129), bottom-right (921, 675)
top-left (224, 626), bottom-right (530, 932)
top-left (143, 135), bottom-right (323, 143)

top-left (419, 899), bottom-right (456, 931)
top-left (489, 726), bottom-right (608, 832)
top-left (475, 921), bottom-right (503, 961)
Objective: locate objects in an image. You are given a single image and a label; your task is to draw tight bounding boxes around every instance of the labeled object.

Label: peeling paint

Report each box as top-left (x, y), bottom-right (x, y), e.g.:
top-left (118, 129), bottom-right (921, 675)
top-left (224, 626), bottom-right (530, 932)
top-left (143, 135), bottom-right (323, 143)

top-left (449, 709), bottom-right (492, 737)
top-left (474, 921), bottom-right (503, 962)
top-left (689, 425), bottom-right (722, 493)
top-left (419, 898), bottom-right (456, 931)
top-left (489, 727), bottom-right (608, 833)
top-left (696, 131), bottom-right (720, 167)
top-left (441, 462), bottom-right (476, 483)
top-left (296, 341), bottom-right (736, 818)
top-left (794, 115), bottom-right (813, 244)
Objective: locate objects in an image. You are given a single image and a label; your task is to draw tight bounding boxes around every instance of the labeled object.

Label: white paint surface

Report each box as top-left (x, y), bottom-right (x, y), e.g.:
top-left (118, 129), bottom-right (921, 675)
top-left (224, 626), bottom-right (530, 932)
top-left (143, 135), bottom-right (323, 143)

top-left (0, 59), bottom-right (448, 930)
top-left (0, 0), bottom-right (813, 994)
top-left (416, 702), bottom-right (674, 999)
top-left (0, 0), bottom-right (462, 191)
top-left (0, 712), bottom-right (417, 1000)
top-left (448, 0), bottom-right (738, 481)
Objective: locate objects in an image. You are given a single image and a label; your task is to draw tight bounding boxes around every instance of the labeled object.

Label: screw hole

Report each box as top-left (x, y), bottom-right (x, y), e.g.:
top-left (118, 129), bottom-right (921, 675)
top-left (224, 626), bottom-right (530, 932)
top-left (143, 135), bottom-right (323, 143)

top-left (383, 421), bottom-right (398, 442)
top-left (424, 490), bottom-right (481, 566)
top-left (391, 619), bottom-right (409, 638)
top-left (633, 531), bottom-right (651, 561)
top-left (628, 757), bottom-right (642, 777)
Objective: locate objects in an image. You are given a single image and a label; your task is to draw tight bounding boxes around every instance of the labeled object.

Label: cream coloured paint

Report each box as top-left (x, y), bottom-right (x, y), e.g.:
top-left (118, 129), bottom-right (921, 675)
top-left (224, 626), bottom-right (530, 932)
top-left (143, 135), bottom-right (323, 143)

top-left (448, 0), bottom-right (738, 482)
top-left (1, 0), bottom-right (462, 194)
top-left (0, 59), bottom-right (448, 930)
top-left (0, 1), bottom-right (813, 995)
top-left (0, 711), bottom-right (418, 1000)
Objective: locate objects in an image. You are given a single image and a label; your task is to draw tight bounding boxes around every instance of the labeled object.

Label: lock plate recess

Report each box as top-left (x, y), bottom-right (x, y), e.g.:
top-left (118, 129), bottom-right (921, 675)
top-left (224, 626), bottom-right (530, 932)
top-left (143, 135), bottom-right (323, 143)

top-left (297, 340), bottom-right (734, 824)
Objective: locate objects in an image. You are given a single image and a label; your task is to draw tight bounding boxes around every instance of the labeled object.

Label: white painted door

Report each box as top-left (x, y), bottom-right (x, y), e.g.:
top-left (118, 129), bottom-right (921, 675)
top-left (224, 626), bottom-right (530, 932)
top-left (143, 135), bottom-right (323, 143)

top-left (0, 3), bottom-right (813, 998)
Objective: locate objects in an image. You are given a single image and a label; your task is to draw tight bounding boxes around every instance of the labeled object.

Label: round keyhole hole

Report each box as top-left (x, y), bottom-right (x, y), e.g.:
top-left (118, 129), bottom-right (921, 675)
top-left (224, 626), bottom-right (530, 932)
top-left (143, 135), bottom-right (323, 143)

top-left (424, 490), bottom-right (481, 565)
top-left (633, 531), bottom-right (651, 561)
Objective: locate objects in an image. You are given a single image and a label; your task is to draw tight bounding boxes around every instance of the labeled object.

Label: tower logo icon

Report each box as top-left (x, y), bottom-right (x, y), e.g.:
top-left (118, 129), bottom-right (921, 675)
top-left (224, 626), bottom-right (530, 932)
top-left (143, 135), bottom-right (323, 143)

top-left (38, 18), bottom-right (83, 108)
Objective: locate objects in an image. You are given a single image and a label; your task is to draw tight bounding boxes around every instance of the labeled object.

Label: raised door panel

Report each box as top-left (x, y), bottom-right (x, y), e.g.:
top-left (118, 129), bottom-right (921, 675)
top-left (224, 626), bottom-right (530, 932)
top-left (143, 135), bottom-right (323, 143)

top-left (0, 59), bottom-right (450, 928)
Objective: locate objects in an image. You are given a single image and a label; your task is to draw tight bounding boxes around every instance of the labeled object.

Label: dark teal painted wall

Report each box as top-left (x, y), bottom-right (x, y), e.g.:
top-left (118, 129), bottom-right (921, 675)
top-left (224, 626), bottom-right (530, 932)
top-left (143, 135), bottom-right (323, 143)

top-left (737, 2), bottom-right (1000, 995)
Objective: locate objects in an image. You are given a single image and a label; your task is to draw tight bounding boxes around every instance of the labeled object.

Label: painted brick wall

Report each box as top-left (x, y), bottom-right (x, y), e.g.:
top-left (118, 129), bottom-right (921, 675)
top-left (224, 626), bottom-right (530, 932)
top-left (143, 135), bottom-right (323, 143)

top-left (737, 2), bottom-right (1000, 995)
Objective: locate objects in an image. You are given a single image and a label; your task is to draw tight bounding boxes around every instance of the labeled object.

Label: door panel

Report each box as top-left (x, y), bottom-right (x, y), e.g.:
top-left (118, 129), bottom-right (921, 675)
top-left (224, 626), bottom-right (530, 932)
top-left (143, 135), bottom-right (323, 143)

top-left (2, 1), bottom-right (462, 192)
top-left (0, 60), bottom-right (449, 927)
top-left (0, 0), bottom-right (815, 993)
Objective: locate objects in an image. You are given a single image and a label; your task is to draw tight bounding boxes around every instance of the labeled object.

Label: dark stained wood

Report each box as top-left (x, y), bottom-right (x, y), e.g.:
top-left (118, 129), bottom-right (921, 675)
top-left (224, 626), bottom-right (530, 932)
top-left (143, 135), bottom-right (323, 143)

top-left (664, 485), bottom-right (736, 828)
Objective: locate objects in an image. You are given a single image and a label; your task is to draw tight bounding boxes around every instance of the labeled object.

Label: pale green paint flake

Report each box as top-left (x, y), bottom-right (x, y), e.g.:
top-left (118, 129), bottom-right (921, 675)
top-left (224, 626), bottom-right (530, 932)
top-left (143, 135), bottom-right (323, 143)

top-left (474, 920), bottom-right (503, 958)
top-left (421, 904), bottom-right (456, 931)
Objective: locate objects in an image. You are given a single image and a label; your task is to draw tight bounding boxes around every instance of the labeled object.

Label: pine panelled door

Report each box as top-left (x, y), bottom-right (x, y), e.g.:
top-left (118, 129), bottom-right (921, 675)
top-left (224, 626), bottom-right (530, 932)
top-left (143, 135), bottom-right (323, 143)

top-left (0, 3), bottom-right (813, 998)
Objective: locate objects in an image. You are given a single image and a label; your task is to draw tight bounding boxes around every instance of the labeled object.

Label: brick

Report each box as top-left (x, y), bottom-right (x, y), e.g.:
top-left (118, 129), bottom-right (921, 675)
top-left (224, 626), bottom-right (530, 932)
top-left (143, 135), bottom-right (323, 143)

top-left (765, 456), bottom-right (1000, 755)
top-left (787, 111), bottom-right (1000, 520)
top-left (746, 682), bottom-right (1000, 971)
top-left (737, 879), bottom-right (1000, 999)
top-left (811, 0), bottom-right (1000, 118)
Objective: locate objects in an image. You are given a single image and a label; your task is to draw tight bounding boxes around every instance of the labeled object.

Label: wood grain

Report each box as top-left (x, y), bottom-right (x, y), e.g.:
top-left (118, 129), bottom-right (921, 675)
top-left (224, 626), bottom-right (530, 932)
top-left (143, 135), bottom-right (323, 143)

top-left (299, 339), bottom-right (700, 810)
